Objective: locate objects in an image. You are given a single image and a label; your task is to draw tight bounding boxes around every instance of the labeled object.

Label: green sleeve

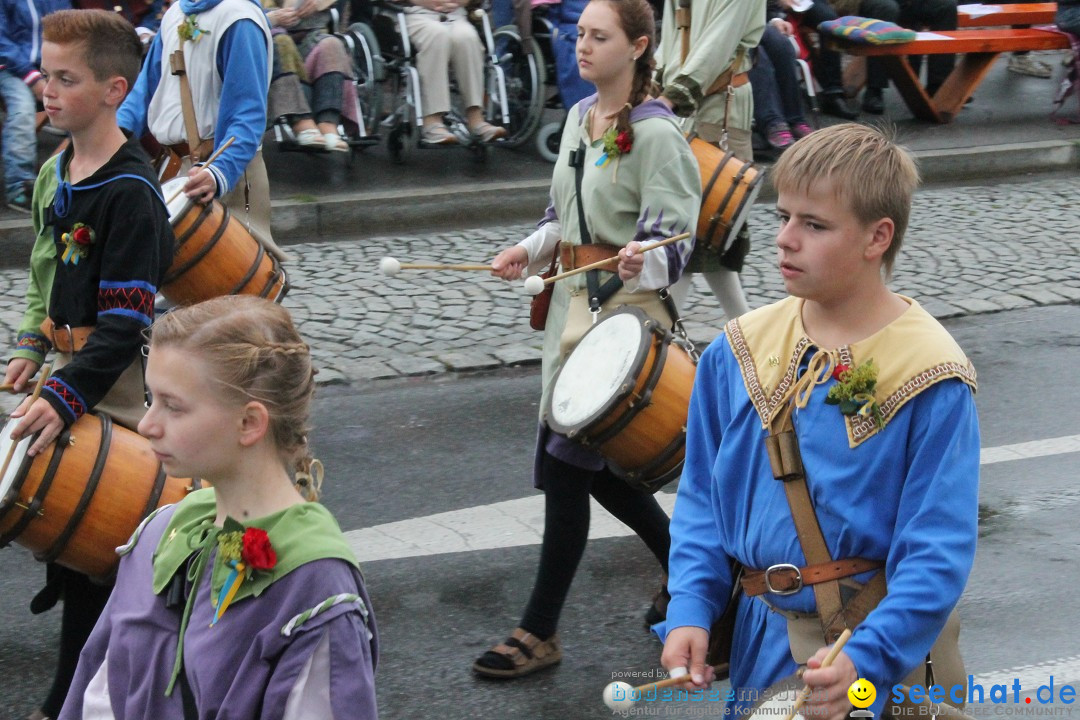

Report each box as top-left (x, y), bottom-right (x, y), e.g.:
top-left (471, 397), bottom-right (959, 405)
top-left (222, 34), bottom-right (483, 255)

top-left (661, 0), bottom-right (765, 116)
top-left (10, 158), bottom-right (60, 365)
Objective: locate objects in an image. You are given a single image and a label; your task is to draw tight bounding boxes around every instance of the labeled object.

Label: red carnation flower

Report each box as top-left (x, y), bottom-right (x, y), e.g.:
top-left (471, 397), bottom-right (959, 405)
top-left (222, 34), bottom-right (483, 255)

top-left (832, 364), bottom-right (851, 381)
top-left (72, 227), bottom-right (93, 246)
top-left (241, 527), bottom-right (277, 571)
top-left (615, 131), bottom-right (632, 154)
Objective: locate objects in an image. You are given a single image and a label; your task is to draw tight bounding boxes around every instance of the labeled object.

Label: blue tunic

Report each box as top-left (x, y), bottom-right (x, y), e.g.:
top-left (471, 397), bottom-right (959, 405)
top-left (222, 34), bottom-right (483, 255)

top-left (657, 296), bottom-right (980, 716)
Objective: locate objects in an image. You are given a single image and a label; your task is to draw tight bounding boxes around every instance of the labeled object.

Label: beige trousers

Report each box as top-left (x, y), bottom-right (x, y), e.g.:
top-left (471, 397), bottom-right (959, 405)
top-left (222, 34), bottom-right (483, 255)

top-left (219, 151), bottom-right (289, 263)
top-left (404, 9), bottom-right (485, 115)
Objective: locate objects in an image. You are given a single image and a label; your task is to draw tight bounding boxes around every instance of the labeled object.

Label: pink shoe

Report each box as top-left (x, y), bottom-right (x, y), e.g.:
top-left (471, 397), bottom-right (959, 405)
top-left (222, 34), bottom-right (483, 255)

top-left (791, 122), bottom-right (814, 139)
top-left (765, 122), bottom-right (794, 150)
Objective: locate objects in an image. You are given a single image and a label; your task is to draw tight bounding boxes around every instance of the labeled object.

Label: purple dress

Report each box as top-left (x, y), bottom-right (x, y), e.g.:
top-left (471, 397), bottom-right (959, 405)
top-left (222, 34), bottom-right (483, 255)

top-left (58, 502), bottom-right (379, 720)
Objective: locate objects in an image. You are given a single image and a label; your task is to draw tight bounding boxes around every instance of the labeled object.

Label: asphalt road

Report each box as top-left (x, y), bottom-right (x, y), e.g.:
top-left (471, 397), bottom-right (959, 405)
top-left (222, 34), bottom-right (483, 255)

top-left (2, 304), bottom-right (1079, 720)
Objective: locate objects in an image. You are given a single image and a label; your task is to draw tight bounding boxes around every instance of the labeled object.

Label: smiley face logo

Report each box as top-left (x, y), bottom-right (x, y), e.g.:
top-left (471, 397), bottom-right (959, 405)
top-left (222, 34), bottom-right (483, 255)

top-left (848, 678), bottom-right (876, 708)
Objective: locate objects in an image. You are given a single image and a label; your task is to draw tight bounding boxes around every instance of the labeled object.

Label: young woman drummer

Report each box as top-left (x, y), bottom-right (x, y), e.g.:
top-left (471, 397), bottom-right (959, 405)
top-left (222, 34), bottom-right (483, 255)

top-left (475, 0), bottom-right (700, 679)
top-left (57, 296), bottom-right (378, 719)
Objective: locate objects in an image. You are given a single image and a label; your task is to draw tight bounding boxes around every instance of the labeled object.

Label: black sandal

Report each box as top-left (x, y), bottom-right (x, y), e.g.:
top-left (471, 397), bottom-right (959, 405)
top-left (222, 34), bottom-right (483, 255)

top-left (472, 627), bottom-right (562, 678)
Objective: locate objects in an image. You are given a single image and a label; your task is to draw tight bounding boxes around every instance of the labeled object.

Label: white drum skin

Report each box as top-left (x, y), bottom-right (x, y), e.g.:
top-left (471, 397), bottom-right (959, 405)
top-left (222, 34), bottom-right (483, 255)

top-left (550, 312), bottom-right (644, 429)
top-left (0, 417), bottom-right (32, 500)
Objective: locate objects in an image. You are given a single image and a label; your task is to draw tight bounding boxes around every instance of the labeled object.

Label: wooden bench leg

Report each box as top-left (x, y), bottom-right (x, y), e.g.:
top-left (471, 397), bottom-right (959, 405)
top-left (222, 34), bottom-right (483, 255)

top-left (932, 52), bottom-right (999, 122)
top-left (880, 56), bottom-right (942, 123)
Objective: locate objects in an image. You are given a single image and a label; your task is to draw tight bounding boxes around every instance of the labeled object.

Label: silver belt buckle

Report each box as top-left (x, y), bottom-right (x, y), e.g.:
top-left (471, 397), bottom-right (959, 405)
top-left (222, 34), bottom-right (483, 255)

top-left (764, 563), bottom-right (803, 596)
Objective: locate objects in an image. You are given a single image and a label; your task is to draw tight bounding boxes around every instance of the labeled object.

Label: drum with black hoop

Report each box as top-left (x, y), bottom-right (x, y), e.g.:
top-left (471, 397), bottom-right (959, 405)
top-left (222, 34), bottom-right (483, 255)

top-left (0, 413), bottom-right (196, 580)
top-left (545, 305), bottom-right (696, 493)
top-left (691, 136), bottom-right (764, 251)
top-left (159, 176), bottom-right (289, 306)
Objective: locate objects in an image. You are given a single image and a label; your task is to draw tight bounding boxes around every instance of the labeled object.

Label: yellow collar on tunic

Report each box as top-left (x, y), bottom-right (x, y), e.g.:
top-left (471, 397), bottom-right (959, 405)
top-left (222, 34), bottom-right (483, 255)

top-left (724, 295), bottom-right (977, 447)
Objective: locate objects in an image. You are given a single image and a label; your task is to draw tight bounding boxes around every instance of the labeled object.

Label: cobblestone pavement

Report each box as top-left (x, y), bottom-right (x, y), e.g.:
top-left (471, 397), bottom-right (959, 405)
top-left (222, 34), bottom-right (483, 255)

top-left (2, 175), bottom-right (1079, 401)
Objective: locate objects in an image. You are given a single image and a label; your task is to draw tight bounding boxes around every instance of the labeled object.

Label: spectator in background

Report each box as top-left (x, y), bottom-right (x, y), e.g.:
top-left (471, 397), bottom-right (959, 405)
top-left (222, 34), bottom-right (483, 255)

top-left (828, 0), bottom-right (958, 114)
top-left (0, 0), bottom-right (69, 214)
top-left (265, 0), bottom-right (359, 152)
top-left (400, 0), bottom-right (507, 144)
top-left (751, 20), bottom-right (814, 151)
top-left (1058, 0), bottom-right (1080, 36)
top-left (770, 0), bottom-right (858, 119)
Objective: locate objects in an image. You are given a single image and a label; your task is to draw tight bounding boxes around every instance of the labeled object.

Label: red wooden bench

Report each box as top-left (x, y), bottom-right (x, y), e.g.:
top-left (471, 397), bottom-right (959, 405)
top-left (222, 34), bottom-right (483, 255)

top-left (958, 3), bottom-right (1057, 28)
top-left (831, 28), bottom-right (1070, 122)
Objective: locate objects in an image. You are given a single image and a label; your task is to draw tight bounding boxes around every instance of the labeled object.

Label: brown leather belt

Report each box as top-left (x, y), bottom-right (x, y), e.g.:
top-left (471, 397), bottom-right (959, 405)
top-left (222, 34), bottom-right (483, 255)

top-left (706, 70), bottom-right (750, 97)
top-left (40, 318), bottom-right (94, 354)
top-left (740, 557), bottom-right (883, 597)
top-left (559, 243), bottom-right (620, 272)
top-left (166, 137), bottom-right (215, 164)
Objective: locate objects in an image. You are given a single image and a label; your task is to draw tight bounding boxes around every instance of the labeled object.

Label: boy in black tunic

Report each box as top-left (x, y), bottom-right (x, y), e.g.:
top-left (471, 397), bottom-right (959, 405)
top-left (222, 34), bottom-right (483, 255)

top-left (2, 10), bottom-right (173, 720)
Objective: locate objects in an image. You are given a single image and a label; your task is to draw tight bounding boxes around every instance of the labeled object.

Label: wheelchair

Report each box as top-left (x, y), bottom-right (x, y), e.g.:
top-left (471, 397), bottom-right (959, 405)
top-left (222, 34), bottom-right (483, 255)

top-left (370, 0), bottom-right (546, 162)
top-left (522, 1), bottom-right (598, 163)
top-left (270, 8), bottom-right (384, 165)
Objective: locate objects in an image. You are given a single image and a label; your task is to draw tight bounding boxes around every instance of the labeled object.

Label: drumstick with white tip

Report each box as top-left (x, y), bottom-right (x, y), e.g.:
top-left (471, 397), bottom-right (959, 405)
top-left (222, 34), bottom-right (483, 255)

top-left (0, 363), bottom-right (52, 482)
top-left (603, 662), bottom-right (730, 712)
top-left (378, 257), bottom-right (494, 276)
top-left (163, 136), bottom-right (236, 206)
top-left (522, 232), bottom-right (691, 295)
top-left (782, 628), bottom-right (853, 720)
top-left (636, 663), bottom-right (730, 693)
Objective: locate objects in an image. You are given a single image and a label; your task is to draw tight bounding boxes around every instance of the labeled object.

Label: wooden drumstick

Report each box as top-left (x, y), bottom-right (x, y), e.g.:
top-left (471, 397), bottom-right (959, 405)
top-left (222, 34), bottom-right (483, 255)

top-left (0, 362), bottom-right (52, 483)
top-left (631, 663), bottom-right (730, 694)
top-left (524, 232), bottom-right (691, 294)
top-left (782, 628), bottom-right (853, 720)
top-left (1, 379), bottom-right (42, 393)
top-left (163, 136), bottom-right (236, 206)
top-left (379, 257), bottom-right (494, 276)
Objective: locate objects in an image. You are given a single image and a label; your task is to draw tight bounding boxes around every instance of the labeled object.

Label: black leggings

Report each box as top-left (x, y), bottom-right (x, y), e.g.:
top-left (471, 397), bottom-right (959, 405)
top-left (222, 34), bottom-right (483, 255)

top-left (519, 452), bottom-right (671, 639)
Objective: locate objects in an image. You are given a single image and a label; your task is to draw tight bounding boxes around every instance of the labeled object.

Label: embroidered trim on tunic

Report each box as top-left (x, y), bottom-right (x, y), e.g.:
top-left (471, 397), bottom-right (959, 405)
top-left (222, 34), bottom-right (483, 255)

top-left (725, 317), bottom-right (811, 427)
top-left (44, 377), bottom-right (87, 422)
top-left (281, 593), bottom-right (372, 641)
top-left (726, 316), bottom-right (977, 447)
top-left (16, 332), bottom-right (50, 356)
top-left (98, 280), bottom-right (157, 327)
top-left (849, 360), bottom-right (977, 441)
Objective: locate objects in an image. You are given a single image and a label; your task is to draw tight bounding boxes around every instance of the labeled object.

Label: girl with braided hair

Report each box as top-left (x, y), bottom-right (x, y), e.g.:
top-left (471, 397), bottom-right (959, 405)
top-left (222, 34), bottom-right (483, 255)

top-left (58, 295), bottom-right (378, 720)
top-left (476, 0), bottom-right (699, 679)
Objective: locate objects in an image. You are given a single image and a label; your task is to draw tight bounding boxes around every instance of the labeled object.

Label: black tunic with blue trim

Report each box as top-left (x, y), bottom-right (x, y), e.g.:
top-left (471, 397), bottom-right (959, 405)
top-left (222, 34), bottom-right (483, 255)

top-left (40, 136), bottom-right (173, 424)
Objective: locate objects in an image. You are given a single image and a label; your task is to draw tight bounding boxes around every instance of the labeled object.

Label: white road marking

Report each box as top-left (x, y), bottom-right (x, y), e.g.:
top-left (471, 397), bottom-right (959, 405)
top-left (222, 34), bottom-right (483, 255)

top-left (975, 654), bottom-right (1080, 697)
top-left (346, 434), bottom-right (1080, 564)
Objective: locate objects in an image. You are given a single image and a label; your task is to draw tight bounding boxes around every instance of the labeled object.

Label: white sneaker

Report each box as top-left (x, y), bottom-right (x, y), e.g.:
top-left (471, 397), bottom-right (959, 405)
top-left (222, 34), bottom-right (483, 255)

top-left (1008, 54), bottom-right (1053, 78)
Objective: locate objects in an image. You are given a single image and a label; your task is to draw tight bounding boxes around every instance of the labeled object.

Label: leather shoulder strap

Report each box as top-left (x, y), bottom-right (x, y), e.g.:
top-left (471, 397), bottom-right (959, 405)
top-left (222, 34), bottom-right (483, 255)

top-left (570, 138), bottom-right (622, 312)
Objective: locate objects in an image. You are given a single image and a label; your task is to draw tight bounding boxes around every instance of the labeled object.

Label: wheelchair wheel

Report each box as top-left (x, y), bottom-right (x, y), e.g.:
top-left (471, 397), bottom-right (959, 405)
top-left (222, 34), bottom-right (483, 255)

top-left (490, 25), bottom-right (546, 148)
top-left (339, 22), bottom-right (385, 139)
top-left (535, 120), bottom-right (562, 163)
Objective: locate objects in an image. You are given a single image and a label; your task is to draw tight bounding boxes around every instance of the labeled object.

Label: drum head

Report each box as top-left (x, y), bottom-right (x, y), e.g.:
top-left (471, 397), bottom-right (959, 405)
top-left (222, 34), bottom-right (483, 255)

top-left (549, 309), bottom-right (650, 430)
top-left (0, 417), bottom-right (32, 500)
top-left (161, 177), bottom-right (194, 224)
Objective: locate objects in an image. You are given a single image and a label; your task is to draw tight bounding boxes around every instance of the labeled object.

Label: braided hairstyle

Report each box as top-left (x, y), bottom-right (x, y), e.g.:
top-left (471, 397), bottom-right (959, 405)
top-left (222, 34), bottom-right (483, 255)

top-left (597, 0), bottom-right (657, 147)
top-left (147, 296), bottom-right (322, 500)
